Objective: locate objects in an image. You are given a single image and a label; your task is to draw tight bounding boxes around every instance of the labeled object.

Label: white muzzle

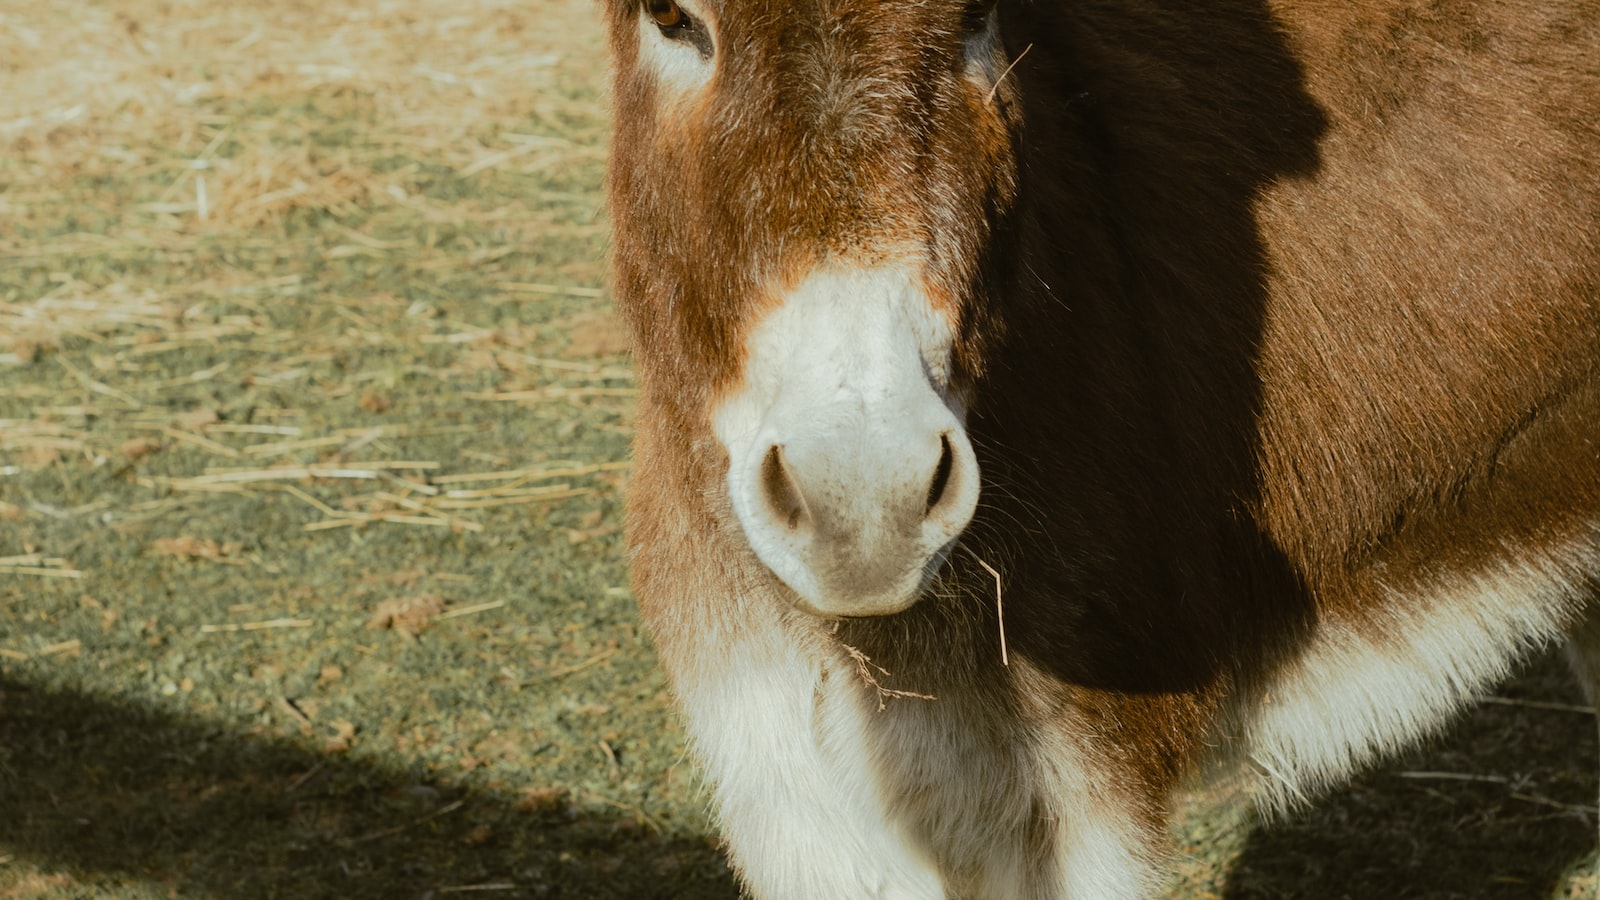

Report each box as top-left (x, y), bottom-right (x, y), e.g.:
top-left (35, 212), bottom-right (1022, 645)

top-left (713, 265), bottom-right (981, 617)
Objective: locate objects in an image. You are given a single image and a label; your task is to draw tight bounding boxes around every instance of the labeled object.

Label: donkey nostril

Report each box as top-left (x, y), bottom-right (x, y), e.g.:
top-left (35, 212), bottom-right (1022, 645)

top-left (926, 432), bottom-right (955, 516)
top-left (760, 444), bottom-right (809, 530)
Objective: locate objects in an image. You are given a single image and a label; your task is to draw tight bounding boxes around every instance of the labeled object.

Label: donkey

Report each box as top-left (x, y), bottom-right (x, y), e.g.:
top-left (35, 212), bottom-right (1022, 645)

top-left (604, 0), bottom-right (1600, 895)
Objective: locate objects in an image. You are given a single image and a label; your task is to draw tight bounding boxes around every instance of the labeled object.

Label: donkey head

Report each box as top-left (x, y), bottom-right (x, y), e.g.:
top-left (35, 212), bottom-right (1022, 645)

top-left (607, 0), bottom-right (1022, 617)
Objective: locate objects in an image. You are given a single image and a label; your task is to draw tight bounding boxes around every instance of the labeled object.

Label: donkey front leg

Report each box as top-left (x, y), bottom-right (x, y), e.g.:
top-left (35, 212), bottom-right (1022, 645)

top-left (681, 637), bottom-right (946, 900)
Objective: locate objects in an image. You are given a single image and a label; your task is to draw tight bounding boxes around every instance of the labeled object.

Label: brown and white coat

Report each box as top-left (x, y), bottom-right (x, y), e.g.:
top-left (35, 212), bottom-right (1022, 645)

top-left (604, 0), bottom-right (1600, 896)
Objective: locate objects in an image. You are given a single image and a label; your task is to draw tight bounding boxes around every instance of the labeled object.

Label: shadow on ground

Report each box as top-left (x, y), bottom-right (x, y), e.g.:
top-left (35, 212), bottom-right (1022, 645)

top-left (0, 677), bottom-right (740, 899)
top-left (1225, 650), bottom-right (1599, 899)
top-left (4, 656), bottom-right (1593, 899)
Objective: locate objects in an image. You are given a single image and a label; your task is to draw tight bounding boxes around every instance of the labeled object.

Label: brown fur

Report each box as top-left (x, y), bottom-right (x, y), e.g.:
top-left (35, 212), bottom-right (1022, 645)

top-left (607, 0), bottom-right (1600, 892)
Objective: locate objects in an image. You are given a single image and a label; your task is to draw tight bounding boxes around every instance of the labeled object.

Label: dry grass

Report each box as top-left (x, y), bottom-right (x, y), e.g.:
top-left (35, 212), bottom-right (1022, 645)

top-left (1, 0), bottom-right (627, 536)
top-left (0, 0), bottom-right (611, 373)
top-left (0, 2), bottom-right (731, 898)
top-left (1, 0), bottom-right (603, 233)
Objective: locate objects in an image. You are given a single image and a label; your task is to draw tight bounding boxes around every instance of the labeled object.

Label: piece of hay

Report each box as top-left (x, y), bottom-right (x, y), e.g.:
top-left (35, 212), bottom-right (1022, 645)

top-left (151, 536), bottom-right (244, 563)
top-left (564, 313), bottom-right (630, 358)
top-left (121, 436), bottom-right (163, 460)
top-left (358, 391), bottom-right (392, 413)
top-left (366, 594), bottom-right (445, 638)
top-left (516, 787), bottom-right (571, 815)
top-left (180, 408), bottom-right (221, 429)
top-left (19, 444), bottom-right (61, 469)
top-left (323, 719), bottom-right (357, 754)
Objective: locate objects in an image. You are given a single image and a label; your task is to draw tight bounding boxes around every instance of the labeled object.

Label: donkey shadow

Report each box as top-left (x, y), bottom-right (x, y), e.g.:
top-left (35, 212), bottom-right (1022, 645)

top-left (1222, 649), bottom-right (1598, 900)
top-left (0, 676), bottom-right (739, 899)
top-left (2, 656), bottom-right (1591, 898)
top-left (4, 657), bottom-right (1590, 899)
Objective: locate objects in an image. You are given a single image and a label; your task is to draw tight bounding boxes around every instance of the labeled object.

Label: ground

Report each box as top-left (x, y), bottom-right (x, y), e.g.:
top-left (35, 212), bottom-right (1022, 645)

top-left (0, 0), bottom-right (1595, 897)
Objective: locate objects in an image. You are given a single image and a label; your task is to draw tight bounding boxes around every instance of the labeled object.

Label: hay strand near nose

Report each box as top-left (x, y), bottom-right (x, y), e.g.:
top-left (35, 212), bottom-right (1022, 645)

top-left (985, 43), bottom-right (1033, 106)
top-left (968, 549), bottom-right (1009, 667)
top-left (838, 642), bottom-right (938, 712)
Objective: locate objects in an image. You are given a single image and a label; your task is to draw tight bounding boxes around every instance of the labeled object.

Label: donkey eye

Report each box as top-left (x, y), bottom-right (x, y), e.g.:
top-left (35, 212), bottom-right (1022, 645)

top-left (642, 0), bottom-right (714, 59)
top-left (646, 0), bottom-right (687, 30)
